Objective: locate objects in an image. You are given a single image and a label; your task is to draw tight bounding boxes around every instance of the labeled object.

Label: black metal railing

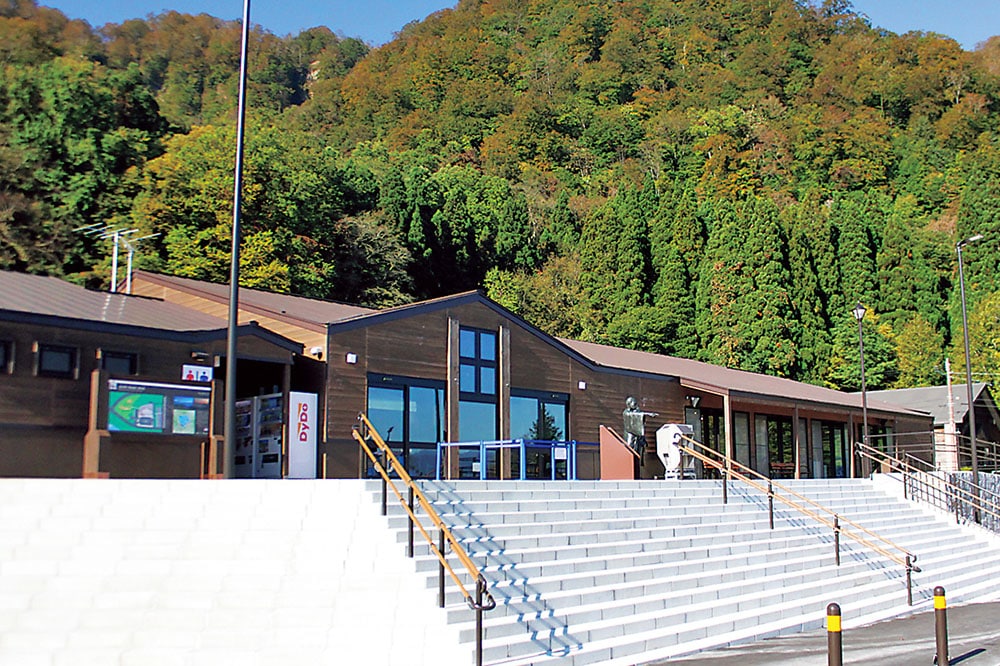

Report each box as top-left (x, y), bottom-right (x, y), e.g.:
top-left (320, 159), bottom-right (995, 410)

top-left (353, 413), bottom-right (496, 666)
top-left (856, 441), bottom-right (1000, 534)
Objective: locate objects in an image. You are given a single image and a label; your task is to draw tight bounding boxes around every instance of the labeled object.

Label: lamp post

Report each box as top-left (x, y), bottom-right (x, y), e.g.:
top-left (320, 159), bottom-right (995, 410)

top-left (223, 0), bottom-right (252, 479)
top-left (852, 301), bottom-right (869, 478)
top-left (957, 233), bottom-right (983, 521)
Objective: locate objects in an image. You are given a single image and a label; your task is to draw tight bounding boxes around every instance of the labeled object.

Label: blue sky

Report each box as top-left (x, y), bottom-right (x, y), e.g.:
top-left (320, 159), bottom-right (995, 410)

top-left (40, 1), bottom-right (1000, 50)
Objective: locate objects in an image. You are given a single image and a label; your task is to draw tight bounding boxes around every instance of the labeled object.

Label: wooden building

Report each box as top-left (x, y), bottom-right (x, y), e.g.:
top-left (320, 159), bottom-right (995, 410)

top-left (0, 271), bottom-right (304, 478)
top-left (129, 271), bottom-right (933, 482)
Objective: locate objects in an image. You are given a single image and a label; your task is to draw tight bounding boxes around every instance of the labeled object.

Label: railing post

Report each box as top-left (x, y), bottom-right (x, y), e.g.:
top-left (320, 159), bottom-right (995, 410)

top-left (519, 440), bottom-right (527, 481)
top-left (903, 469), bottom-right (909, 501)
top-left (906, 555), bottom-right (914, 606)
top-left (438, 528), bottom-right (446, 608)
top-left (935, 586), bottom-right (948, 666)
top-left (480, 441), bottom-right (487, 480)
top-left (476, 575), bottom-right (485, 666)
top-left (408, 485), bottom-right (415, 558)
top-left (827, 603), bottom-right (842, 666)
top-left (380, 451), bottom-right (388, 516)
top-left (834, 516), bottom-right (841, 566)
top-left (573, 441), bottom-right (579, 480)
top-left (722, 467), bottom-right (729, 505)
top-left (768, 479), bottom-right (775, 530)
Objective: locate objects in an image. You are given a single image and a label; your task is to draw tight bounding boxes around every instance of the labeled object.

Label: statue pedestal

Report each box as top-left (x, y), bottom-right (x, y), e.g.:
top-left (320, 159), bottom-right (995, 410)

top-left (599, 425), bottom-right (637, 480)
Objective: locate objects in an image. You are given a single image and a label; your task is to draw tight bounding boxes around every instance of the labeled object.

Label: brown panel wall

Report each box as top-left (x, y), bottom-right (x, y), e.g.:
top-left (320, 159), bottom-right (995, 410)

top-left (323, 301), bottom-right (684, 479)
top-left (0, 320), bottom-right (299, 477)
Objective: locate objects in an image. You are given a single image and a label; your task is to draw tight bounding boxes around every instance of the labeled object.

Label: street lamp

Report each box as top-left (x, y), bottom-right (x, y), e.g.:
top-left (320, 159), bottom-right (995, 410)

top-left (957, 233), bottom-right (983, 520)
top-left (852, 301), bottom-right (868, 477)
top-left (224, 0), bottom-right (252, 479)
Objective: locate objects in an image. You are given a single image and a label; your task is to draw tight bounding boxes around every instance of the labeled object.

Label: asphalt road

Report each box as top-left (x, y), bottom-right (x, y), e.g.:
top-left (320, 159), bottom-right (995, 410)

top-left (663, 602), bottom-right (1000, 666)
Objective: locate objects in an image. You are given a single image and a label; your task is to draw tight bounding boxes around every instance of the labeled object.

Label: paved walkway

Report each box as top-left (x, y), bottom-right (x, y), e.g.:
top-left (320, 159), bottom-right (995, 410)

top-left (666, 602), bottom-right (1000, 665)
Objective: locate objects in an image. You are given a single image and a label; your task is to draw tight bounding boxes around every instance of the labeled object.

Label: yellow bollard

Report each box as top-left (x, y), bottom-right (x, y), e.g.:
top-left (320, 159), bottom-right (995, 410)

top-left (935, 586), bottom-right (949, 665)
top-left (827, 603), bottom-right (843, 666)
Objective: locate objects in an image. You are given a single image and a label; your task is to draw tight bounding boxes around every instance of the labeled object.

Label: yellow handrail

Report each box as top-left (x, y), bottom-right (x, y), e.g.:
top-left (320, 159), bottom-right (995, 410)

top-left (353, 412), bottom-right (496, 611)
top-left (857, 442), bottom-right (1000, 526)
top-left (678, 435), bottom-right (918, 577)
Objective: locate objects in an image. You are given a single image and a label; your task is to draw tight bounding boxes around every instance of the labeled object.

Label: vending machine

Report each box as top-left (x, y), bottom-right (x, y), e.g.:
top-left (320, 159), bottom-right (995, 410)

top-left (233, 392), bottom-right (284, 479)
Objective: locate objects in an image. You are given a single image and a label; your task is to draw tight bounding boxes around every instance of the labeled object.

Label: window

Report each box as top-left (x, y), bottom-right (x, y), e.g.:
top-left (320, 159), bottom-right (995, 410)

top-left (367, 374), bottom-right (445, 479)
top-left (458, 327), bottom-right (498, 444)
top-left (101, 350), bottom-right (138, 376)
top-left (510, 390), bottom-right (570, 480)
top-left (510, 391), bottom-right (568, 441)
top-left (0, 340), bottom-right (11, 374)
top-left (459, 328), bottom-right (497, 396)
top-left (36, 343), bottom-right (78, 379)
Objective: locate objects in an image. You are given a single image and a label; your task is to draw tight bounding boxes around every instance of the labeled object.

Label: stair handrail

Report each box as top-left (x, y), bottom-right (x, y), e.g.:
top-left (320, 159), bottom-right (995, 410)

top-left (353, 413), bottom-right (496, 665)
top-left (677, 434), bottom-right (920, 605)
top-left (856, 441), bottom-right (1000, 528)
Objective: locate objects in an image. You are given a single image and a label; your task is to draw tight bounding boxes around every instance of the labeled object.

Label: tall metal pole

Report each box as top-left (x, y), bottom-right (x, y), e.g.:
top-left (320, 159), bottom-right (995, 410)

top-left (957, 234), bottom-right (982, 520)
top-left (224, 0), bottom-right (252, 479)
top-left (852, 302), bottom-right (868, 477)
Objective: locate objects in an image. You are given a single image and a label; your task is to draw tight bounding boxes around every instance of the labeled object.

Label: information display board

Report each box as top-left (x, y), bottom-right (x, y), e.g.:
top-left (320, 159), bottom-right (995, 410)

top-left (107, 379), bottom-right (211, 435)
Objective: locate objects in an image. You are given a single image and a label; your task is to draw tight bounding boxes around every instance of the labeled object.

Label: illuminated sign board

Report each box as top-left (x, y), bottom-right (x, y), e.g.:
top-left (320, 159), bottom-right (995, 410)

top-left (107, 379), bottom-right (211, 435)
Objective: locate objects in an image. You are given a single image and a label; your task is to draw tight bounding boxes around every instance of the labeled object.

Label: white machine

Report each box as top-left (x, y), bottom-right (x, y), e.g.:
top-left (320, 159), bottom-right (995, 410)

top-left (655, 423), bottom-right (697, 479)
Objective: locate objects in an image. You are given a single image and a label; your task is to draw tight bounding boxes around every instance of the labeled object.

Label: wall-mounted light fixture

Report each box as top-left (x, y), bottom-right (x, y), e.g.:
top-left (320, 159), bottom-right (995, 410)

top-left (190, 350), bottom-right (210, 363)
top-left (345, 352), bottom-right (358, 365)
top-left (577, 380), bottom-right (587, 390)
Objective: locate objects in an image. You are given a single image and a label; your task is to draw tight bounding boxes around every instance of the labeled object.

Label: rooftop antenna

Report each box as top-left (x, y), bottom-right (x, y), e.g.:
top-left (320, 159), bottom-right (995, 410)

top-left (121, 233), bottom-right (160, 294)
top-left (74, 224), bottom-right (138, 292)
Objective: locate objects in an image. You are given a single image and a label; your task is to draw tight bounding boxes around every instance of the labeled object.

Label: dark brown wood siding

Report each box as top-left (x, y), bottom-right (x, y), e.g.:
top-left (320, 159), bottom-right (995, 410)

top-left (0, 320), bottom-right (299, 478)
top-left (324, 301), bottom-right (683, 478)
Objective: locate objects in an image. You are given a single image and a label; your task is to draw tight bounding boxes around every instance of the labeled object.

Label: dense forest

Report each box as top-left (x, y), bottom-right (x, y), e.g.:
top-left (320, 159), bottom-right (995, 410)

top-left (3, 0), bottom-right (1000, 391)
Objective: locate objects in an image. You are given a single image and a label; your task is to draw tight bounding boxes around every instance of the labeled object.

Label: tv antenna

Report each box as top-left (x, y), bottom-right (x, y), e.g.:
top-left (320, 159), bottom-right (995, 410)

top-left (74, 224), bottom-right (159, 293)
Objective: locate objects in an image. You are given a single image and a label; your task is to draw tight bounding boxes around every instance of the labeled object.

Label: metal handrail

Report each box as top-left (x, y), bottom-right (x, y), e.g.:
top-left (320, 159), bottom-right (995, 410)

top-left (678, 435), bottom-right (920, 605)
top-left (857, 441), bottom-right (1000, 528)
top-left (353, 413), bottom-right (496, 665)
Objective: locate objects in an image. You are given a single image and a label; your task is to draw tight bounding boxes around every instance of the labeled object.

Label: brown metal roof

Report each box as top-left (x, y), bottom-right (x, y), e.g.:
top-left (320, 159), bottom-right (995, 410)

top-left (0, 271), bottom-right (228, 331)
top-left (132, 271), bottom-right (376, 328)
top-left (561, 338), bottom-right (922, 417)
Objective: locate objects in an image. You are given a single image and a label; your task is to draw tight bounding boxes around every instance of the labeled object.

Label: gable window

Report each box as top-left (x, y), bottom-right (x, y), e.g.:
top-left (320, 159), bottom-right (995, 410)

top-left (101, 350), bottom-right (138, 376)
top-left (458, 327), bottom-right (498, 443)
top-left (0, 340), bottom-right (11, 374)
top-left (36, 343), bottom-right (78, 379)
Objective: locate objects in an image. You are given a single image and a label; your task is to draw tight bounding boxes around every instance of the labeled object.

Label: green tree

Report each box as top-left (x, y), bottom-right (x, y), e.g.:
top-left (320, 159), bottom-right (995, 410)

top-left (824, 310), bottom-right (898, 391)
top-left (697, 197), bottom-right (799, 377)
top-left (895, 315), bottom-right (945, 388)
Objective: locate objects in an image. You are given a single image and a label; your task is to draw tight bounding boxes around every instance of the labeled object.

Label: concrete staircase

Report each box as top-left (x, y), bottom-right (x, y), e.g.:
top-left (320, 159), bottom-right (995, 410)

top-left (2, 477), bottom-right (997, 666)
top-left (383, 478), bottom-right (1000, 666)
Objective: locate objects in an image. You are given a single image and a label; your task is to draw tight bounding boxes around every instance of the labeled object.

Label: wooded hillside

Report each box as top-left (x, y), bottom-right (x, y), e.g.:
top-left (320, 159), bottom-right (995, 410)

top-left (4, 0), bottom-right (1000, 390)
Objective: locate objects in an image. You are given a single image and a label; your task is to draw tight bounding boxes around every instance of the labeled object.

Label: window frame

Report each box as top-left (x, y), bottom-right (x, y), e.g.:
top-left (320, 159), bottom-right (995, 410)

top-left (0, 340), bottom-right (12, 374)
top-left (100, 349), bottom-right (139, 376)
top-left (35, 342), bottom-right (79, 379)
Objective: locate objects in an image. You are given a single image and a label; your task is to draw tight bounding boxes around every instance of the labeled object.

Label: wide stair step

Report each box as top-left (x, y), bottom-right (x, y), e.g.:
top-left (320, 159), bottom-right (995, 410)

top-left (371, 477), bottom-right (1000, 665)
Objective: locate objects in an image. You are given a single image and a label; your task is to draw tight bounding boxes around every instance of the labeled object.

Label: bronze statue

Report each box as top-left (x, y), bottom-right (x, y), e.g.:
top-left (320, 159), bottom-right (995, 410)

top-left (623, 396), bottom-right (657, 458)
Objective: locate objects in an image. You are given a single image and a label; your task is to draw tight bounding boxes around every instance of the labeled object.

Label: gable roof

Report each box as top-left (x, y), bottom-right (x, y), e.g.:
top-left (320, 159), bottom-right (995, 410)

top-left (866, 384), bottom-right (992, 425)
top-left (562, 338), bottom-right (923, 417)
top-left (132, 270), bottom-right (376, 330)
top-left (0, 271), bottom-right (301, 352)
